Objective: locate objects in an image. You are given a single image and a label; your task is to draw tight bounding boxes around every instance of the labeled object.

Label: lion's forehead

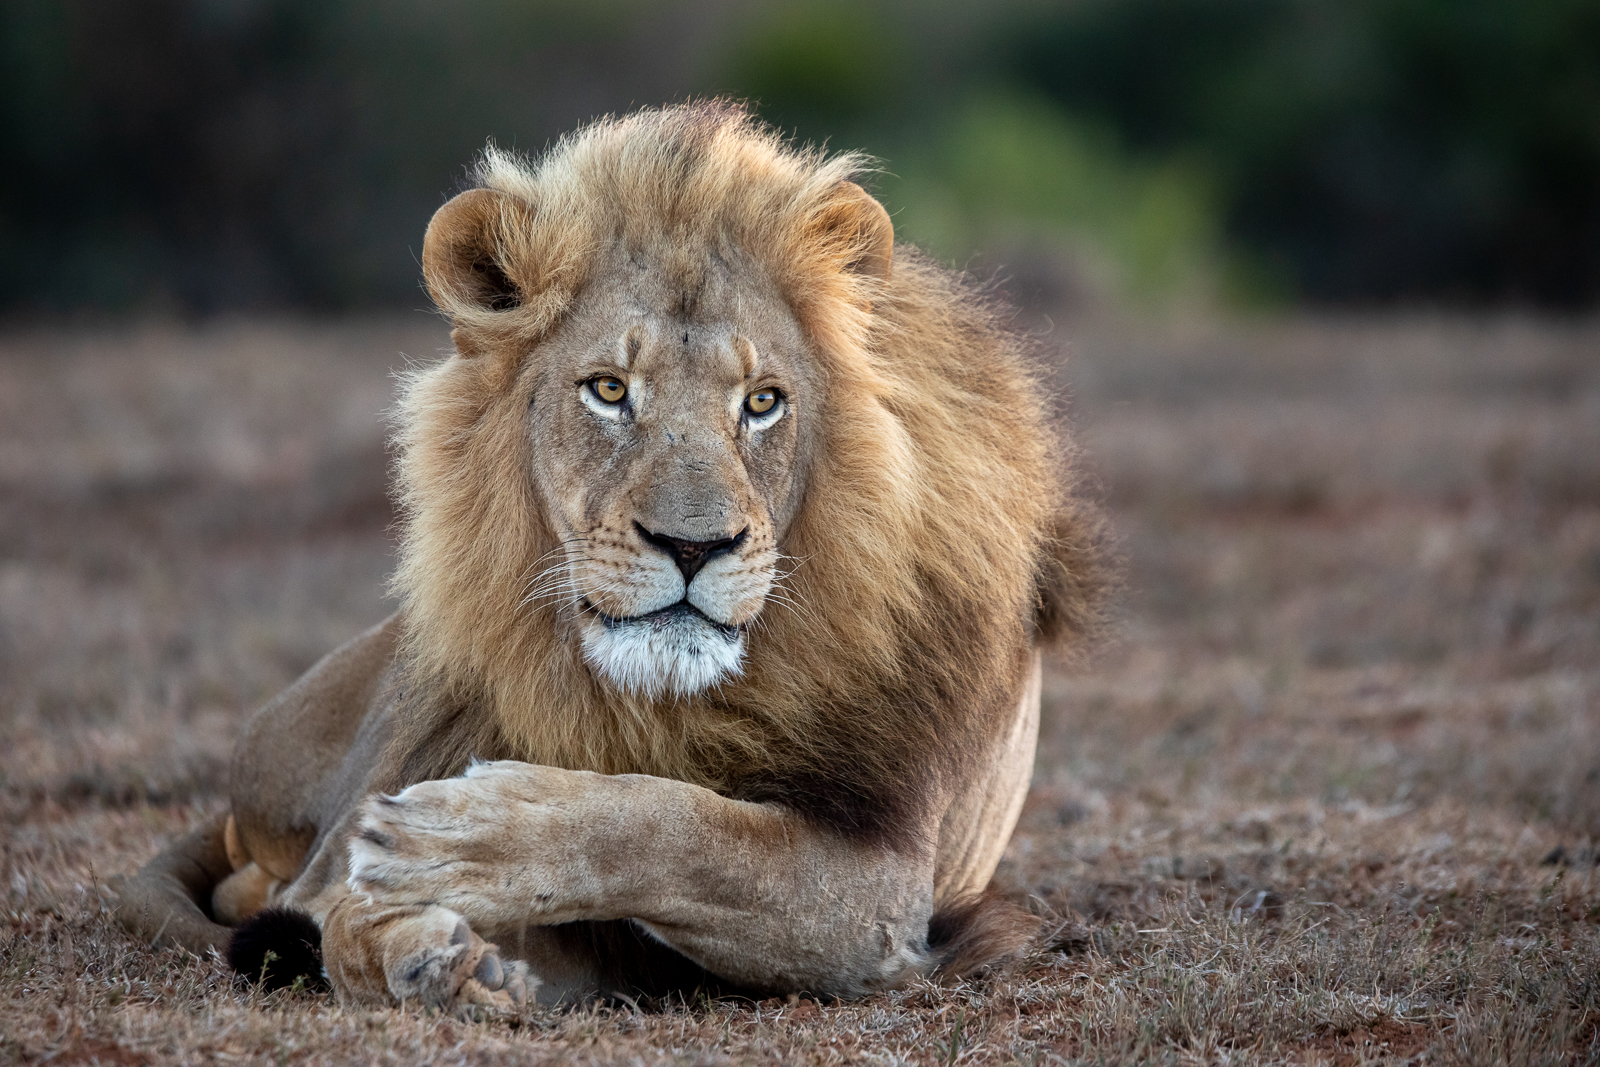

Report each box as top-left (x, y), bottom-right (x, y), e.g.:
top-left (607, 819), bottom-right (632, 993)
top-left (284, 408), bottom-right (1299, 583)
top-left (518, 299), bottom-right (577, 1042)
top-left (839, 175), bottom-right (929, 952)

top-left (631, 333), bottom-right (749, 401)
top-left (553, 240), bottom-right (801, 361)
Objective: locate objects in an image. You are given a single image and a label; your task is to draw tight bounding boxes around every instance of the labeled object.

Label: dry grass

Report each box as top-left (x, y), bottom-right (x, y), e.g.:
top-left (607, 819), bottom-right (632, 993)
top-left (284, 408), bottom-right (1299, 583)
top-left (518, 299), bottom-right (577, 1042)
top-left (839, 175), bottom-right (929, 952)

top-left (3, 311), bottom-right (1598, 1065)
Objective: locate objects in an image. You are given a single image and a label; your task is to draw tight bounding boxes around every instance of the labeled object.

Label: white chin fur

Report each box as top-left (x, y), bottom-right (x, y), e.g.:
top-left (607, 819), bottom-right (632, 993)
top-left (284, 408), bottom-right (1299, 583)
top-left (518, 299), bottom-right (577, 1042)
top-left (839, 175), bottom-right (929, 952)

top-left (580, 610), bottom-right (744, 698)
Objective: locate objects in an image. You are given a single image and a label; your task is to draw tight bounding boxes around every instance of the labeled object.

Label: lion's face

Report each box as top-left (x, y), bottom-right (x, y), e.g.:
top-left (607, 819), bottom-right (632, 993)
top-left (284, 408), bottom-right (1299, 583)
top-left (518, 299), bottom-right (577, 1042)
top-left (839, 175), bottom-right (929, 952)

top-left (409, 136), bottom-right (896, 708)
top-left (522, 244), bottom-right (820, 697)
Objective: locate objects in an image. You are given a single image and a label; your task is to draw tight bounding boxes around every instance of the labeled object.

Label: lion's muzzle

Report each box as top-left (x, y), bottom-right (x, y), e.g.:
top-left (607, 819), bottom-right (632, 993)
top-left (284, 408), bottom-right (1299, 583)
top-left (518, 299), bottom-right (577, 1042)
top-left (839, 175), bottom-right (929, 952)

top-left (634, 523), bottom-right (748, 584)
top-left (580, 599), bottom-right (748, 698)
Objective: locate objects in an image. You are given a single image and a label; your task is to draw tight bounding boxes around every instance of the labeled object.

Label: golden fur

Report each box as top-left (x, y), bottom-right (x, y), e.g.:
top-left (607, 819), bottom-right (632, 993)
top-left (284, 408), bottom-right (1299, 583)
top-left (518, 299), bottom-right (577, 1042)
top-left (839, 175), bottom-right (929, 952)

top-left (395, 102), bottom-right (1102, 813)
top-left (114, 102), bottom-right (1111, 1008)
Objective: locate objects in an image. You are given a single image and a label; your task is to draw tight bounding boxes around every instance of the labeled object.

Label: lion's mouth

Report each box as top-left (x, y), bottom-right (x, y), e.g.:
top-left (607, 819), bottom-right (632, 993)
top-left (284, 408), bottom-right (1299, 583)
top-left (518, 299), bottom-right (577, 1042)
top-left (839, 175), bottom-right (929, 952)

top-left (577, 598), bottom-right (747, 698)
top-left (583, 600), bottom-right (741, 638)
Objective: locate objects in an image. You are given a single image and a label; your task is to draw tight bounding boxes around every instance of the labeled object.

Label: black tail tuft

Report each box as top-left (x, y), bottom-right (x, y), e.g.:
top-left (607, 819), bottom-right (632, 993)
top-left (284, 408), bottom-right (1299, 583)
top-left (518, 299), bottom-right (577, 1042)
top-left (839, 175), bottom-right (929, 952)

top-left (227, 907), bottom-right (327, 991)
top-left (928, 886), bottom-right (1041, 979)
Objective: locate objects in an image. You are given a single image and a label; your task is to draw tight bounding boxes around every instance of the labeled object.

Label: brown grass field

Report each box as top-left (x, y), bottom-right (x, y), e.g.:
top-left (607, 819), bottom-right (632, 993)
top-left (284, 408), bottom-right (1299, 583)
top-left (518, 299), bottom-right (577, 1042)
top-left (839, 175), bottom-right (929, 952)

top-left (2, 310), bottom-right (1598, 1065)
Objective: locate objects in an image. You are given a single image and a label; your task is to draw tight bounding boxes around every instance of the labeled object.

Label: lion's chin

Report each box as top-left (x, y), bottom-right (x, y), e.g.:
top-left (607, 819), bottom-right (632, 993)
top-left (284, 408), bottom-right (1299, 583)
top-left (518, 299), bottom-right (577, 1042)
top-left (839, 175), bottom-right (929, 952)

top-left (579, 603), bottom-right (745, 699)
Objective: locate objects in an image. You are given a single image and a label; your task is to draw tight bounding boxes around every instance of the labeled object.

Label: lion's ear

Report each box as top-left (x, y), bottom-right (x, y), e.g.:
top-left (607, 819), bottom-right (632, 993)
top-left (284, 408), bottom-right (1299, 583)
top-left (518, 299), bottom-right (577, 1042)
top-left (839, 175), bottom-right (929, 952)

top-left (817, 181), bottom-right (893, 281)
top-left (421, 188), bottom-right (533, 319)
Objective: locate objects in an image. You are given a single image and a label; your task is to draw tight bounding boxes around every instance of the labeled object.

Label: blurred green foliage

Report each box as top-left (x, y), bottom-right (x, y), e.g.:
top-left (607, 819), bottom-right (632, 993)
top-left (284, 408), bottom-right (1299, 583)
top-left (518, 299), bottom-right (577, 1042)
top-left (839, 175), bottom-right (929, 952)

top-left (880, 95), bottom-right (1232, 307)
top-left (0, 0), bottom-right (683, 313)
top-left (1001, 0), bottom-right (1600, 305)
top-left (726, 3), bottom-right (904, 133)
top-left (3, 0), bottom-right (1597, 313)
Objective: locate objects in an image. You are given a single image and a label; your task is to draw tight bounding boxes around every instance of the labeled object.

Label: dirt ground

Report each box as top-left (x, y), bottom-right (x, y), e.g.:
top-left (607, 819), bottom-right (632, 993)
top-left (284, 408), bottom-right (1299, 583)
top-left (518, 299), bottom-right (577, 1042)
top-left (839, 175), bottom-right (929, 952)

top-left (2, 311), bottom-right (1597, 1065)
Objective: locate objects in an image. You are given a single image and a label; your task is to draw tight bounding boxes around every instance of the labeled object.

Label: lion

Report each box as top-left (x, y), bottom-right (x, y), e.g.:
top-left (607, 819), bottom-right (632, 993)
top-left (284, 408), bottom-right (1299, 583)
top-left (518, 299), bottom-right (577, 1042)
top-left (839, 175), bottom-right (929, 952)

top-left (112, 101), bottom-right (1109, 1013)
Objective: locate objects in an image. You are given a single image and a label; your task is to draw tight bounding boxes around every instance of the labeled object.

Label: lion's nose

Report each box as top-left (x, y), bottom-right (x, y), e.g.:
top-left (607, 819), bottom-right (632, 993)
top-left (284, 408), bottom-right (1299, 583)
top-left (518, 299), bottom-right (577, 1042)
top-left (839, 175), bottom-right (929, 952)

top-left (635, 523), bottom-right (747, 585)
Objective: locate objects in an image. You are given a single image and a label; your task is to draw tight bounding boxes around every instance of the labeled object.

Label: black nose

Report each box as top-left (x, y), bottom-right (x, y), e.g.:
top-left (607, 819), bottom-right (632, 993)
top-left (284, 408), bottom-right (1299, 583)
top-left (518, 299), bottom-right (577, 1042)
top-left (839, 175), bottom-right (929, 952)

top-left (635, 523), bottom-right (747, 584)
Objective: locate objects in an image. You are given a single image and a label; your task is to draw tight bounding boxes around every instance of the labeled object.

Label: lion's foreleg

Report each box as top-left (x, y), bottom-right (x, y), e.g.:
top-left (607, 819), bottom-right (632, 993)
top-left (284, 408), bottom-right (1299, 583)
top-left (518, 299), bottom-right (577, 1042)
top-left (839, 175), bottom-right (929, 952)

top-left (306, 885), bottom-right (534, 1015)
top-left (348, 762), bottom-right (937, 998)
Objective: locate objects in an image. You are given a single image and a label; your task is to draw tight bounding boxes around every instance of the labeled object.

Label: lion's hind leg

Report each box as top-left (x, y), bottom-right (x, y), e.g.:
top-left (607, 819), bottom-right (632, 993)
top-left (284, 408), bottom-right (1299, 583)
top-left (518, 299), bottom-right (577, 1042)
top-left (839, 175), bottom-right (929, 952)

top-left (927, 884), bottom-right (1041, 978)
top-left (111, 812), bottom-right (235, 958)
top-left (212, 862), bottom-right (281, 926)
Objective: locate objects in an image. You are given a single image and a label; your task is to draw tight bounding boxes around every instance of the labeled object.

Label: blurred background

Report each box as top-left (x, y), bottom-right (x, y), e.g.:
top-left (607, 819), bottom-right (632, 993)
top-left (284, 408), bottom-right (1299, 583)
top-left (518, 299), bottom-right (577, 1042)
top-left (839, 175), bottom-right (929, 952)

top-left (5, 0), bottom-right (1600, 984)
top-left (5, 6), bottom-right (1600, 1057)
top-left (5, 0), bottom-right (1600, 316)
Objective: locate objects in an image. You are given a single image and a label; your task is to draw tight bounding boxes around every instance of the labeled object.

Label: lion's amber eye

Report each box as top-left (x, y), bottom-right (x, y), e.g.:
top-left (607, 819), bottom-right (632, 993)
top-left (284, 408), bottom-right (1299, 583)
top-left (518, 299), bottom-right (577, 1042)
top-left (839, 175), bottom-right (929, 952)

top-left (745, 388), bottom-right (778, 415)
top-left (592, 376), bottom-right (627, 404)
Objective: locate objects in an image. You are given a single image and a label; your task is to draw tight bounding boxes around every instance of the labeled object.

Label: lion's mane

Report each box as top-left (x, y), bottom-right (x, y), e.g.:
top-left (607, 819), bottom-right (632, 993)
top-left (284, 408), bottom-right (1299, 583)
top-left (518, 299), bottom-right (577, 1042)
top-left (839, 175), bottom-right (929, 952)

top-left (386, 102), bottom-right (1109, 843)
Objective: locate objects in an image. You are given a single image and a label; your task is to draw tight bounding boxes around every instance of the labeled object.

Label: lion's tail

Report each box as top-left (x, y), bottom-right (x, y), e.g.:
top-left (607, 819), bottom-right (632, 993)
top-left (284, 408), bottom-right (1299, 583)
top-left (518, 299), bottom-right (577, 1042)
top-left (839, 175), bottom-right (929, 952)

top-left (927, 885), bottom-right (1041, 978)
top-left (112, 813), bottom-right (236, 958)
top-left (111, 811), bottom-right (326, 990)
top-left (226, 907), bottom-right (326, 991)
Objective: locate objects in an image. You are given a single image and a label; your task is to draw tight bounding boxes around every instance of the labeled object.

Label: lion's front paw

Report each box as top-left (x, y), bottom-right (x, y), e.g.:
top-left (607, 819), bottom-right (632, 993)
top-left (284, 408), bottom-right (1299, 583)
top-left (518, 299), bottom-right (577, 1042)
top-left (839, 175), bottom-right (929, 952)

top-left (385, 907), bottom-right (532, 1019)
top-left (346, 763), bottom-right (607, 926)
top-left (347, 786), bottom-right (499, 911)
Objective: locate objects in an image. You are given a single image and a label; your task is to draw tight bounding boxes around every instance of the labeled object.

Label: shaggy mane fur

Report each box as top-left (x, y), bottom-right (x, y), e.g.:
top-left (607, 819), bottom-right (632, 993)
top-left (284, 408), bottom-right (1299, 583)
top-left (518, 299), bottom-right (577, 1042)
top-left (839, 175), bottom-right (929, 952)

top-left (387, 101), bottom-right (1109, 842)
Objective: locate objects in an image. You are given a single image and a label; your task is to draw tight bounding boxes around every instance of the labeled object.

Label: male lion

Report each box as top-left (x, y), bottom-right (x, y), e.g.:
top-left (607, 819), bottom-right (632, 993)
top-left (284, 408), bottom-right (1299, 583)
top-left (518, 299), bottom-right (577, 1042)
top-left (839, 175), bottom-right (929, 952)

top-left (114, 102), bottom-right (1108, 1013)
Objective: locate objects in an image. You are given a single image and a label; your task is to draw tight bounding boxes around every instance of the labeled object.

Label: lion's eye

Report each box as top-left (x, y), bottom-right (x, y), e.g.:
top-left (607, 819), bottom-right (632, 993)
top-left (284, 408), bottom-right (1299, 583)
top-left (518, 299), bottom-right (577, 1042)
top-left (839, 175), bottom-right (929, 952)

top-left (590, 376), bottom-right (627, 404)
top-left (745, 388), bottom-right (779, 416)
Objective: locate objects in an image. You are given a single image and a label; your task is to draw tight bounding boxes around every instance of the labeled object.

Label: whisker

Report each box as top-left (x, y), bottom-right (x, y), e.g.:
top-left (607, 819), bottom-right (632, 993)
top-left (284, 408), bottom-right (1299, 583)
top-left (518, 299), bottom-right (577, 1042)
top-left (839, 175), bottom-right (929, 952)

top-left (762, 582), bottom-right (823, 632)
top-left (518, 538), bottom-right (593, 580)
top-left (774, 551), bottom-right (812, 575)
top-left (518, 537), bottom-right (612, 611)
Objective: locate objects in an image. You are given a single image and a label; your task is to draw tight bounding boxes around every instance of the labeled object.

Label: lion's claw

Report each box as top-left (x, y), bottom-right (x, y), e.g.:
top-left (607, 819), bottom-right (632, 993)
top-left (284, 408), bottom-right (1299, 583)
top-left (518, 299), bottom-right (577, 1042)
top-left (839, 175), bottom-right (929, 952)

top-left (473, 949), bottom-right (503, 989)
top-left (383, 907), bottom-right (533, 1018)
